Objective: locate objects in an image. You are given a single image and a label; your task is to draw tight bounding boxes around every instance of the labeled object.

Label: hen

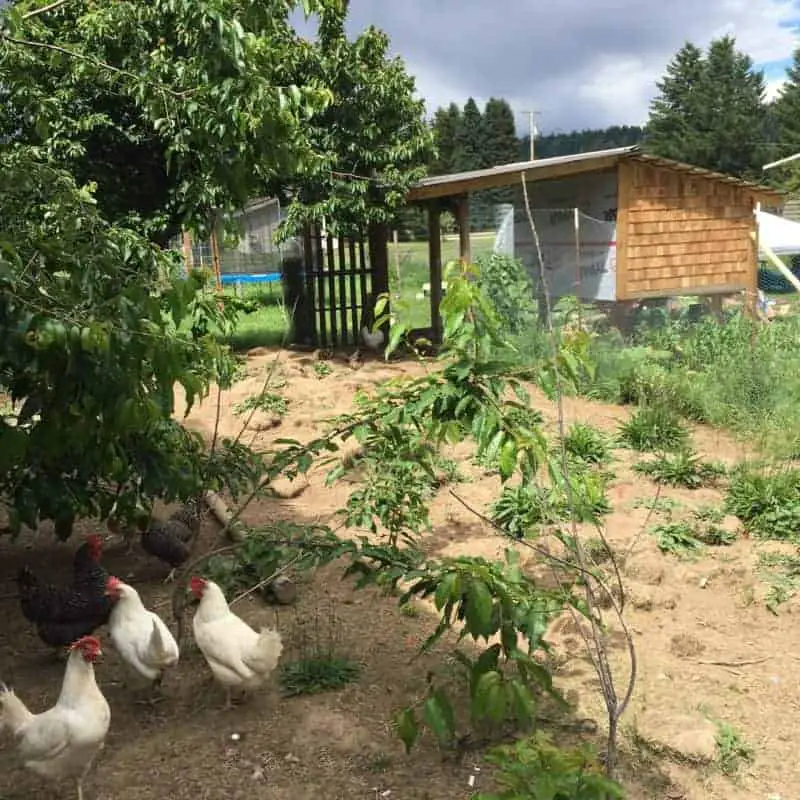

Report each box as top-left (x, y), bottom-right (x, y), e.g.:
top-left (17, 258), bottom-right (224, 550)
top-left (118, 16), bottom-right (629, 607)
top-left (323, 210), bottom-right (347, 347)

top-left (140, 501), bottom-right (201, 582)
top-left (0, 635), bottom-right (111, 800)
top-left (17, 535), bottom-right (114, 654)
top-left (190, 576), bottom-right (283, 709)
top-left (105, 576), bottom-right (179, 701)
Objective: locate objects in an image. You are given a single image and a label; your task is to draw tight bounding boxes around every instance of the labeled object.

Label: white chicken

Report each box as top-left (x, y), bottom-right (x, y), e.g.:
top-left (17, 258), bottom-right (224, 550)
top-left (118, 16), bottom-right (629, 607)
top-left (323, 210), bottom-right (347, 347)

top-left (361, 324), bottom-right (385, 351)
top-left (0, 635), bottom-right (110, 800)
top-left (105, 576), bottom-right (179, 700)
top-left (190, 576), bottom-right (283, 709)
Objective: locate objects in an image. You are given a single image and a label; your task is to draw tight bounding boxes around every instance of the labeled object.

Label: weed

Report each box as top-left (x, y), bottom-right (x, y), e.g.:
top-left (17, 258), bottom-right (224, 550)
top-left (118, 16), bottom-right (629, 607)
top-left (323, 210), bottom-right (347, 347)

top-left (617, 405), bottom-right (690, 452)
top-left (474, 731), bottom-right (624, 799)
top-left (757, 552), bottom-right (800, 613)
top-left (725, 463), bottom-right (800, 540)
top-left (279, 655), bottom-right (362, 696)
top-left (313, 361), bottom-right (333, 378)
top-left (560, 422), bottom-right (611, 465)
top-left (630, 496), bottom-right (684, 515)
top-left (633, 449), bottom-right (726, 489)
top-left (650, 521), bottom-right (705, 557)
top-left (232, 390), bottom-right (288, 418)
top-left (433, 455), bottom-right (467, 485)
top-left (583, 536), bottom-right (615, 564)
top-left (279, 604), bottom-right (362, 697)
top-left (714, 720), bottom-right (754, 777)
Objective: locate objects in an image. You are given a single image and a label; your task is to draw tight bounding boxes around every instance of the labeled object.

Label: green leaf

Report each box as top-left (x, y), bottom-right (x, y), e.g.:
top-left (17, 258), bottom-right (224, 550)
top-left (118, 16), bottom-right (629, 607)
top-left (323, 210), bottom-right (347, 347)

top-left (422, 690), bottom-right (455, 745)
top-left (394, 707), bottom-right (419, 753)
top-left (464, 579), bottom-right (494, 637)
top-left (498, 439), bottom-right (517, 480)
top-left (508, 677), bottom-right (537, 724)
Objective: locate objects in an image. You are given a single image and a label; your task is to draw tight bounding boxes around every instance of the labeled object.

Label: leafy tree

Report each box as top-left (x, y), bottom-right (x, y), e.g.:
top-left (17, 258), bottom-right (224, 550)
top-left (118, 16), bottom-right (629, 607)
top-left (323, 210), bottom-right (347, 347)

top-left (274, 5), bottom-right (435, 237)
top-left (645, 36), bottom-right (768, 178)
top-left (771, 47), bottom-right (800, 192)
top-left (0, 0), bottom-right (336, 242)
top-left (0, 0), bottom-right (343, 533)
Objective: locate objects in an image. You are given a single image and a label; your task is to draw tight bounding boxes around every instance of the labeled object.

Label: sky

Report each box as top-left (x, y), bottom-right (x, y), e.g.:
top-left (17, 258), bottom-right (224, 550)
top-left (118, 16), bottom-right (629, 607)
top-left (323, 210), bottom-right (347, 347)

top-left (297, 0), bottom-right (800, 135)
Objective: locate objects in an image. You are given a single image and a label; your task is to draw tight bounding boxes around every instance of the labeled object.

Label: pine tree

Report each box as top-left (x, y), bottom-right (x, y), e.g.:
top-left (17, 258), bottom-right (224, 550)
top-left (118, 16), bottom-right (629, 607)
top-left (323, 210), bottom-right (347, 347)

top-left (430, 103), bottom-right (462, 175)
top-left (772, 47), bottom-right (800, 191)
top-left (645, 42), bottom-right (706, 163)
top-left (452, 98), bottom-right (490, 230)
top-left (645, 36), bottom-right (768, 178)
top-left (482, 97), bottom-right (519, 210)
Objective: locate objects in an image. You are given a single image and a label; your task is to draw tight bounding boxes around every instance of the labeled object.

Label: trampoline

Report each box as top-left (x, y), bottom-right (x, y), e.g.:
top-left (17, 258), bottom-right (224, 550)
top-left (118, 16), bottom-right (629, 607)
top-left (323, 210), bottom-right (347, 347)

top-left (219, 272), bottom-right (282, 286)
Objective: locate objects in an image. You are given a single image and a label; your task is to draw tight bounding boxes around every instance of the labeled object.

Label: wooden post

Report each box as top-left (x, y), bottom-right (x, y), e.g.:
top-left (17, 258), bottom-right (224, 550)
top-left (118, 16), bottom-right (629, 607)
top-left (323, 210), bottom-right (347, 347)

top-left (367, 222), bottom-right (391, 343)
top-left (209, 226), bottom-right (223, 292)
top-left (456, 195), bottom-right (471, 264)
top-left (428, 204), bottom-right (443, 343)
top-left (615, 162), bottom-right (632, 301)
top-left (181, 231), bottom-right (194, 277)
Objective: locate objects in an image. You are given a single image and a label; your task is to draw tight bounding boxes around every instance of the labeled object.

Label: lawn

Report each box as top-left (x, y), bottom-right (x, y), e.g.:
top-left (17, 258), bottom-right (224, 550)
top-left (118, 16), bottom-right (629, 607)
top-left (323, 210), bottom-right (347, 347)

top-left (218, 231), bottom-right (499, 350)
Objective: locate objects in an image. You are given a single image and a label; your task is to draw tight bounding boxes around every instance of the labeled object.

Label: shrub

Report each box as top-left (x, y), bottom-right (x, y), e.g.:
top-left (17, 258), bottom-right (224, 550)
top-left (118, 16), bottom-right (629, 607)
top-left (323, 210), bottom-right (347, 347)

top-left (560, 422), bottom-right (611, 465)
top-left (725, 463), bottom-right (800, 540)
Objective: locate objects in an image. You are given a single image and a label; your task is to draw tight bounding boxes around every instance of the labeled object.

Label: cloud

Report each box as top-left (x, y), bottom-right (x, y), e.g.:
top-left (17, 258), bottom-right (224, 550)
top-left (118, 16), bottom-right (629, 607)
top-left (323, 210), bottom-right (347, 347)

top-left (306, 0), bottom-right (800, 132)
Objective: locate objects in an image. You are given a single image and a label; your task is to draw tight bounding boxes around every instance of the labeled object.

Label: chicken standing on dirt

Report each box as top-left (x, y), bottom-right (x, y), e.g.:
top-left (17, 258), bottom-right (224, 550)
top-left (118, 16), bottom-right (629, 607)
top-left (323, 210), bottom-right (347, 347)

top-left (0, 635), bottom-right (111, 800)
top-left (190, 576), bottom-right (284, 709)
top-left (105, 576), bottom-right (179, 702)
top-left (17, 534), bottom-right (115, 654)
top-left (140, 501), bottom-right (202, 582)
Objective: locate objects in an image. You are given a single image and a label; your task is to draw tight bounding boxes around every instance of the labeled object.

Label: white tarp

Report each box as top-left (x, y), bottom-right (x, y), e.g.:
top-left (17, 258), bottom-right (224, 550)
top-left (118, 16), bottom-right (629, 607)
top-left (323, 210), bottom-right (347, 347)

top-left (756, 210), bottom-right (800, 256)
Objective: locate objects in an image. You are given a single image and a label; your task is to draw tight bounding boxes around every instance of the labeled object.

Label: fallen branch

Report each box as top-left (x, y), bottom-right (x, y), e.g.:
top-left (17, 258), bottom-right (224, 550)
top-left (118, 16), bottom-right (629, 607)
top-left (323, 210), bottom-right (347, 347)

top-left (696, 657), bottom-right (769, 668)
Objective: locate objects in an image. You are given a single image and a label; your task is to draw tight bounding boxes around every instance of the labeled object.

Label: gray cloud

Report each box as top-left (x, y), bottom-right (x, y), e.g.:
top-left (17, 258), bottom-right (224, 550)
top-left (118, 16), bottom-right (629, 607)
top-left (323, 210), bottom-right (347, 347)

top-left (320, 0), bottom-right (799, 132)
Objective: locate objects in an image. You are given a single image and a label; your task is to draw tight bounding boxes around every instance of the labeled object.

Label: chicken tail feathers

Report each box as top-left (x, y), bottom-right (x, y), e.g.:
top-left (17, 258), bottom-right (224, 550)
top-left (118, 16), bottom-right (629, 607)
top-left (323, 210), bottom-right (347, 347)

top-left (0, 684), bottom-right (32, 733)
top-left (243, 627), bottom-right (283, 677)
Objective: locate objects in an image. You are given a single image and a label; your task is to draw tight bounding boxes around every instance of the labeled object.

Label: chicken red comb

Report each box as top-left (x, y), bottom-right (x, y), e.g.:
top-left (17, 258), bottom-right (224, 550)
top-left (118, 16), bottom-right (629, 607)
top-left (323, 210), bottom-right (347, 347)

top-left (189, 575), bottom-right (207, 596)
top-left (70, 635), bottom-right (101, 651)
top-left (105, 575), bottom-right (121, 590)
top-left (86, 533), bottom-right (103, 552)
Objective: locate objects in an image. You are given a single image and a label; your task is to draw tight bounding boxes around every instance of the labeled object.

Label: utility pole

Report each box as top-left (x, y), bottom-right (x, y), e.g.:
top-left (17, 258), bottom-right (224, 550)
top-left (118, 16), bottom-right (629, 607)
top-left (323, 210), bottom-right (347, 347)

top-left (519, 109), bottom-right (540, 160)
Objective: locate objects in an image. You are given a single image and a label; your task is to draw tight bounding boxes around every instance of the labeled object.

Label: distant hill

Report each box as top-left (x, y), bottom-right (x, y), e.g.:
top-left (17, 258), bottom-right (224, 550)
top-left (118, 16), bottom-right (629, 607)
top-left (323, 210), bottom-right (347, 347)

top-left (519, 125), bottom-right (645, 160)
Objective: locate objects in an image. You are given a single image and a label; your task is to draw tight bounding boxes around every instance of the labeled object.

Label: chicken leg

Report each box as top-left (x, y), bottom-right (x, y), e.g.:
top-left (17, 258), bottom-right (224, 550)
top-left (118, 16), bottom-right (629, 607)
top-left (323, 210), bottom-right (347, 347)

top-left (76, 777), bottom-right (84, 800)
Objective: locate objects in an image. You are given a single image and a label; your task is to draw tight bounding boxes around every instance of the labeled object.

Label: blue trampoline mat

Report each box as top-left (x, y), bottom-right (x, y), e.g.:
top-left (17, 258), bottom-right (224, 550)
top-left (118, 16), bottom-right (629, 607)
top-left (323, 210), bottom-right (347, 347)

top-left (219, 272), bottom-right (282, 285)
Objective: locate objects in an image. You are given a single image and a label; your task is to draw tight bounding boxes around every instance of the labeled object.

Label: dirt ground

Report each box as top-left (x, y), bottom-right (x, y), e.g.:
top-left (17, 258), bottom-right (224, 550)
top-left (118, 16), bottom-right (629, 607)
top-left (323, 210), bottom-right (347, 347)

top-left (0, 347), bottom-right (798, 800)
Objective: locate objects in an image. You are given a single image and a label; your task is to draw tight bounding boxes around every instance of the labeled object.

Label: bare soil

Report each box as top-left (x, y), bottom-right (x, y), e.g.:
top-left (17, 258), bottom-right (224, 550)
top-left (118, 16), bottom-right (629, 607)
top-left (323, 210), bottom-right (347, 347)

top-left (0, 347), bottom-right (797, 800)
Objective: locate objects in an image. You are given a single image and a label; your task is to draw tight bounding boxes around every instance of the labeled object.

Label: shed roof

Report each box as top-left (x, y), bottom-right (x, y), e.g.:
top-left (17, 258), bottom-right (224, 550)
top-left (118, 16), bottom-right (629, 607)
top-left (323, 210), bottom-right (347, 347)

top-left (406, 145), bottom-right (783, 202)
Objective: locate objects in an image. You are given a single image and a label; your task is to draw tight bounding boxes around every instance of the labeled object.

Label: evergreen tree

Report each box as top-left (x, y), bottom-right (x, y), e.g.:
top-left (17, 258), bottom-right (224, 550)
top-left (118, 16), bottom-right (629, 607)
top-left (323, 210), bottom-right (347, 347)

top-left (452, 98), bottom-right (490, 230)
top-left (645, 36), bottom-right (768, 178)
top-left (771, 47), bottom-right (800, 192)
top-left (645, 42), bottom-right (705, 163)
top-left (430, 103), bottom-right (462, 175)
top-left (482, 97), bottom-right (519, 210)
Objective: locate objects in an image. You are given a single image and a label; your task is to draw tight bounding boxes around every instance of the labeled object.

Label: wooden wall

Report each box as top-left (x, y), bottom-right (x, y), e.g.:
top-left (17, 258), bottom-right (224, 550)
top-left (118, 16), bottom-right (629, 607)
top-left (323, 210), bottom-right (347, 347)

top-left (616, 160), bottom-right (758, 299)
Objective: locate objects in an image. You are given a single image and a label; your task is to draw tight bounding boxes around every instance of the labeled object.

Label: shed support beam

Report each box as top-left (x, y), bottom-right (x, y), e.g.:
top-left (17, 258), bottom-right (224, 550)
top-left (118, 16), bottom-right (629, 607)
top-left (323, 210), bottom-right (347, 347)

top-left (455, 195), bottom-right (471, 264)
top-left (428, 204), bottom-right (443, 343)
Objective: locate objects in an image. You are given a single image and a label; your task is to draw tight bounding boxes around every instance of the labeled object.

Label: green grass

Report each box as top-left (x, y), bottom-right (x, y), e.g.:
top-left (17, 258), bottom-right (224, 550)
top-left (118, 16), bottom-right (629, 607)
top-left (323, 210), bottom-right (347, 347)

top-left (389, 232), bottom-right (496, 330)
top-left (279, 655), bottom-right (362, 696)
top-left (212, 232), bottom-right (497, 350)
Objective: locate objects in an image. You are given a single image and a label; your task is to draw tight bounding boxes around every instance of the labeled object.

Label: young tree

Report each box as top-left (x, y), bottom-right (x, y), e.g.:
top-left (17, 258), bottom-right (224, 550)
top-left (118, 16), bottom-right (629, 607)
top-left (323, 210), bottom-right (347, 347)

top-left (645, 36), bottom-right (768, 178)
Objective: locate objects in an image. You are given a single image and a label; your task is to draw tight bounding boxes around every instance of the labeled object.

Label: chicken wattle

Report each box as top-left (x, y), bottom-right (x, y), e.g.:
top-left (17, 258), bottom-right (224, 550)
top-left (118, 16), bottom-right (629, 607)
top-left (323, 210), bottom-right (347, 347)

top-left (0, 635), bottom-right (110, 800)
top-left (190, 576), bottom-right (283, 709)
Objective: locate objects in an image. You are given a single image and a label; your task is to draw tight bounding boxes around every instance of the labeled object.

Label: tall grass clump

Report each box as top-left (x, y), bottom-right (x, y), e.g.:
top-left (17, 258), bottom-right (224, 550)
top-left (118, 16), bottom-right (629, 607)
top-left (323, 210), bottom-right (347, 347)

top-left (572, 304), bottom-right (800, 451)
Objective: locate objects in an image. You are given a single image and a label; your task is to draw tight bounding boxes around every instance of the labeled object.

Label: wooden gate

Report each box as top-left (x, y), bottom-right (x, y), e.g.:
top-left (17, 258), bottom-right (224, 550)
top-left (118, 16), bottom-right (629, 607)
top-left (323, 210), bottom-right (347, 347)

top-left (287, 223), bottom-right (389, 348)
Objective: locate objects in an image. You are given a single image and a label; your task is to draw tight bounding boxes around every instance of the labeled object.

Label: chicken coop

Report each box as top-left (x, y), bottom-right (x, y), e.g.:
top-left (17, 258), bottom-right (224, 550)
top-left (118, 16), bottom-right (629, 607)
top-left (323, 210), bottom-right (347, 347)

top-left (405, 145), bottom-right (783, 336)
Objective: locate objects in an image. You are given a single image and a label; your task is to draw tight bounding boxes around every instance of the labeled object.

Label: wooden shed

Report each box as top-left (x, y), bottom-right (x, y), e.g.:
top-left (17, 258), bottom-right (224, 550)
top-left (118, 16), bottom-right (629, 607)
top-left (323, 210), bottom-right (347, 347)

top-left (406, 145), bottom-right (783, 335)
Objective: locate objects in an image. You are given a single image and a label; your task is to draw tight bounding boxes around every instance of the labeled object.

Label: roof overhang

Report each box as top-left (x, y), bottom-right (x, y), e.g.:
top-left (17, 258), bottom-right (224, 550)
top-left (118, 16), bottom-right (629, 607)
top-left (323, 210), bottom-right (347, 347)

top-left (406, 145), bottom-right (783, 204)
